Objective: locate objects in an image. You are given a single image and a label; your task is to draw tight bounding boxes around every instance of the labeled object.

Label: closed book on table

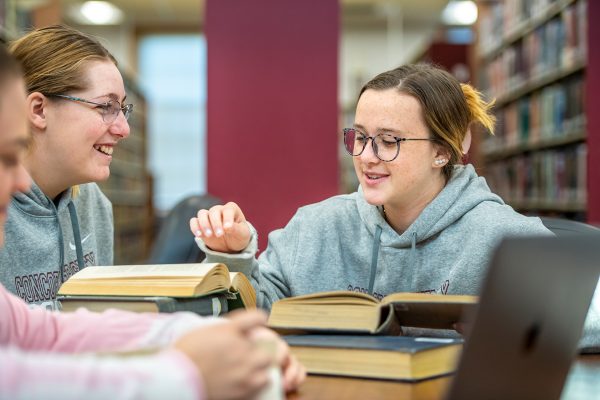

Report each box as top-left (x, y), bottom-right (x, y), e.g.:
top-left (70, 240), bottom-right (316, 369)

top-left (58, 292), bottom-right (228, 316)
top-left (284, 335), bottom-right (462, 381)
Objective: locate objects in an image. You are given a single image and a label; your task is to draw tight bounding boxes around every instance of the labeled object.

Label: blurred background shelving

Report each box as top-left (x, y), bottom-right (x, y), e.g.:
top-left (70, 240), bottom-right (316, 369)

top-left (97, 78), bottom-right (152, 264)
top-left (474, 0), bottom-right (592, 221)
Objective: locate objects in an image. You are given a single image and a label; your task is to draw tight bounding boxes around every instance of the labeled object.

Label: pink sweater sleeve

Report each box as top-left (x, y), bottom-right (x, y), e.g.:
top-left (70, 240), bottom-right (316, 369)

top-left (0, 283), bottom-right (221, 353)
top-left (0, 346), bottom-right (204, 400)
top-left (0, 283), bottom-right (217, 398)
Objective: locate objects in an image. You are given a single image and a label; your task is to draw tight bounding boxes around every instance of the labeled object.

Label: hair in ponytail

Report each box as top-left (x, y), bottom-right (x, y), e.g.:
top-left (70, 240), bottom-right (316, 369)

top-left (460, 83), bottom-right (496, 135)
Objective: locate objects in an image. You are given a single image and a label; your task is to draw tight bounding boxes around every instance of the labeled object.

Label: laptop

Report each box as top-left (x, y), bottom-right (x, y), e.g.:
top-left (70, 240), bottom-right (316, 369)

top-left (446, 235), bottom-right (600, 400)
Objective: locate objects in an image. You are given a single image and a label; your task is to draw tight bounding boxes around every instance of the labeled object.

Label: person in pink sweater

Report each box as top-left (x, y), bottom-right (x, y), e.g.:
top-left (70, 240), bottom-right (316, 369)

top-left (0, 37), bottom-right (304, 400)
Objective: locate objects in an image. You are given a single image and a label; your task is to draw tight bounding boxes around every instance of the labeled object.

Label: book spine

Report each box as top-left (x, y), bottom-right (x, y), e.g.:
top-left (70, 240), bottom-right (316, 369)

top-left (161, 294), bottom-right (228, 316)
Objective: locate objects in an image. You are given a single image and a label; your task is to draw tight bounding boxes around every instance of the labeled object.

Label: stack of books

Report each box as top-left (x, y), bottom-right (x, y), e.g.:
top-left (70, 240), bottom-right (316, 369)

top-left (57, 263), bottom-right (255, 316)
top-left (267, 290), bottom-right (477, 381)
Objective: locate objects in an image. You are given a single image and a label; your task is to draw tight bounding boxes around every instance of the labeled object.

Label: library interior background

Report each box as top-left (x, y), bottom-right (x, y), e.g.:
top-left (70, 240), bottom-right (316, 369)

top-left (1, 0), bottom-right (597, 264)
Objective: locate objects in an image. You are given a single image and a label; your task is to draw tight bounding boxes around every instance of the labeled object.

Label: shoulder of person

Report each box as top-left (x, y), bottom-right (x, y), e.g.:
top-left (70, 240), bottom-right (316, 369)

top-left (277, 193), bottom-right (358, 234)
top-left (294, 192), bottom-right (358, 220)
top-left (462, 201), bottom-right (550, 236)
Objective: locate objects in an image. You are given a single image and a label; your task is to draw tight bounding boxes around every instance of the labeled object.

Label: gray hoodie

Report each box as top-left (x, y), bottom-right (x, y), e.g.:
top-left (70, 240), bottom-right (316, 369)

top-left (198, 164), bottom-right (600, 350)
top-left (0, 181), bottom-right (113, 309)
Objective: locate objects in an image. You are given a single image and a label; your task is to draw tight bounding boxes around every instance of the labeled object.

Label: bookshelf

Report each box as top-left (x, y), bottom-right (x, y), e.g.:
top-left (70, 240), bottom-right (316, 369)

top-left (475, 0), bottom-right (595, 221)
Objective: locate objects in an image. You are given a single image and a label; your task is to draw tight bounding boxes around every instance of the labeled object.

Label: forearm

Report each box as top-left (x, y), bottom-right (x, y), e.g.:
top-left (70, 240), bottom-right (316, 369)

top-left (0, 347), bottom-right (203, 400)
top-left (50, 309), bottom-right (222, 353)
top-left (2, 285), bottom-right (221, 353)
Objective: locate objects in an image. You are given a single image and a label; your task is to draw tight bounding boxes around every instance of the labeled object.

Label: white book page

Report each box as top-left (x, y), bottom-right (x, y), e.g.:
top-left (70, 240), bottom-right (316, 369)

top-left (70, 263), bottom-right (223, 279)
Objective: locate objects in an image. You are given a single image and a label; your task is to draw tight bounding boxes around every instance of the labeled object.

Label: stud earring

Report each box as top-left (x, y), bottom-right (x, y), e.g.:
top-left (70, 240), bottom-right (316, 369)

top-left (435, 159), bottom-right (446, 165)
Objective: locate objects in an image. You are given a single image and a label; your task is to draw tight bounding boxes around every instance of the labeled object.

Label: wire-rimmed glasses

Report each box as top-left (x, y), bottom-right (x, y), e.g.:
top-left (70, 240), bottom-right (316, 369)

top-left (343, 128), bottom-right (436, 162)
top-left (49, 94), bottom-right (133, 124)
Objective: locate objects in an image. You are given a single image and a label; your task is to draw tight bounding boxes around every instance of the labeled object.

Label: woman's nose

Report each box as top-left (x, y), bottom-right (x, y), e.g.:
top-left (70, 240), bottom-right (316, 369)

top-left (359, 138), bottom-right (379, 162)
top-left (110, 112), bottom-right (131, 139)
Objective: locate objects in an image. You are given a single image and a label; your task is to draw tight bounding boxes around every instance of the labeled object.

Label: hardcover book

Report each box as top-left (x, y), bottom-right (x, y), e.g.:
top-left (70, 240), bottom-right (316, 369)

top-left (58, 293), bottom-right (229, 316)
top-left (284, 335), bottom-right (463, 381)
top-left (268, 291), bottom-right (476, 334)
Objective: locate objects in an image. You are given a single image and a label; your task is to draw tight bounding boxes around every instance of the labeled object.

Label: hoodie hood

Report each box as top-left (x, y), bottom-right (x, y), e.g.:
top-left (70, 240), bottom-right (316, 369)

top-left (356, 164), bottom-right (504, 248)
top-left (12, 180), bottom-right (74, 216)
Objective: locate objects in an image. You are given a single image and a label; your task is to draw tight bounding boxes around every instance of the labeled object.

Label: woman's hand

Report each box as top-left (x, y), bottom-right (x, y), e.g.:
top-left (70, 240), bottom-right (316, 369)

top-left (189, 202), bottom-right (252, 253)
top-left (174, 310), bottom-right (272, 400)
top-left (249, 326), bottom-right (307, 393)
top-left (175, 310), bottom-right (306, 399)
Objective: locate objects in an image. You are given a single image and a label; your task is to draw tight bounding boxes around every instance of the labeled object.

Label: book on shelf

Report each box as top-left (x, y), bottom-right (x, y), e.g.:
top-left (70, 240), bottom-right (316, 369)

top-left (268, 290), bottom-right (477, 334)
top-left (283, 335), bottom-right (463, 381)
top-left (57, 263), bottom-right (256, 312)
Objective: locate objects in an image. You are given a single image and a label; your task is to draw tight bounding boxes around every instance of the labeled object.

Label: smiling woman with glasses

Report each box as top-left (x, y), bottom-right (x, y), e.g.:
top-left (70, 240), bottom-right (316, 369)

top-left (178, 63), bottom-right (592, 347)
top-left (0, 25), bottom-right (131, 307)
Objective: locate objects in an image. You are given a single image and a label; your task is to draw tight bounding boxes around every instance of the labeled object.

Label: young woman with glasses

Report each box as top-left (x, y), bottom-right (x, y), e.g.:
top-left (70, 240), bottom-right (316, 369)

top-left (0, 43), bottom-right (304, 399)
top-left (189, 64), bottom-right (561, 324)
top-left (0, 25), bottom-right (130, 306)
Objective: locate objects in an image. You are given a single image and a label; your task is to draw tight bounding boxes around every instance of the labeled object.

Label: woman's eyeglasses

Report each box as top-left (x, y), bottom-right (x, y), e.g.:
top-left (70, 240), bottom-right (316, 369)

top-left (49, 94), bottom-right (133, 124)
top-left (343, 128), bottom-right (436, 162)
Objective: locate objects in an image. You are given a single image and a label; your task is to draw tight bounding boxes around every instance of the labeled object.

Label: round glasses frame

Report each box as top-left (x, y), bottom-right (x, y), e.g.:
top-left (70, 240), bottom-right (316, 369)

top-left (49, 94), bottom-right (133, 124)
top-left (343, 128), bottom-right (437, 162)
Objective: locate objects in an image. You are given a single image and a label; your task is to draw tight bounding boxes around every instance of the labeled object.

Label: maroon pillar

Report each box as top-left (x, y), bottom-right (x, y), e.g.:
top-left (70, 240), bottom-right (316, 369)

top-left (206, 0), bottom-right (339, 249)
top-left (587, 0), bottom-right (600, 224)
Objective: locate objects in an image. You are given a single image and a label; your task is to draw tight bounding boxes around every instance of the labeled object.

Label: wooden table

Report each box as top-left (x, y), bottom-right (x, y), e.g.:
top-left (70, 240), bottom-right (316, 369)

top-left (287, 355), bottom-right (600, 400)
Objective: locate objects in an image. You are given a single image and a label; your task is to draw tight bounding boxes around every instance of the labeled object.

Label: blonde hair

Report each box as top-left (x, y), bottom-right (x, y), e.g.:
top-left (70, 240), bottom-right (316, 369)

top-left (359, 63), bottom-right (495, 180)
top-left (10, 25), bottom-right (117, 198)
top-left (9, 24), bottom-right (116, 96)
top-left (460, 83), bottom-right (496, 134)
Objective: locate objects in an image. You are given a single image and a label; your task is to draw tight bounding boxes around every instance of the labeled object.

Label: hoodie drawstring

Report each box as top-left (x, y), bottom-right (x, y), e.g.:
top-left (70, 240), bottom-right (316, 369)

top-left (57, 220), bottom-right (66, 283)
top-left (68, 201), bottom-right (85, 272)
top-left (409, 231), bottom-right (417, 270)
top-left (368, 227), bottom-right (418, 295)
top-left (368, 225), bottom-right (383, 295)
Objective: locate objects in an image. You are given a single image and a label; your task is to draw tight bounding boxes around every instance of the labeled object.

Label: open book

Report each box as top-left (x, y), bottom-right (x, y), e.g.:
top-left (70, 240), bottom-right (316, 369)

top-left (58, 263), bottom-right (256, 309)
top-left (284, 335), bottom-right (462, 381)
top-left (268, 291), bottom-right (477, 334)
